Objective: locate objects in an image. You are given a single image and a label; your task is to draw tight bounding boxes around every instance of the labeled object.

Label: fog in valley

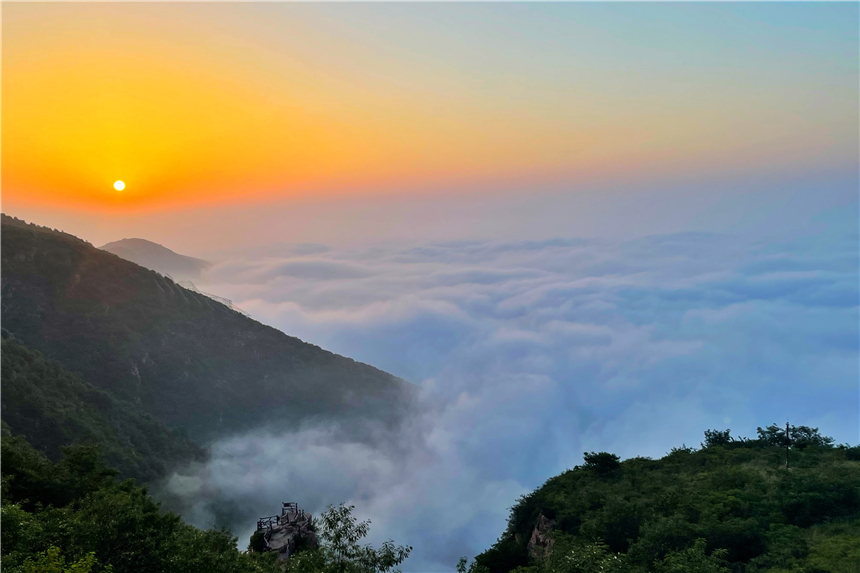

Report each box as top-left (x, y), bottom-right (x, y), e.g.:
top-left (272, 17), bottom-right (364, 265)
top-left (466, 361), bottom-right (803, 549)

top-left (161, 208), bottom-right (858, 571)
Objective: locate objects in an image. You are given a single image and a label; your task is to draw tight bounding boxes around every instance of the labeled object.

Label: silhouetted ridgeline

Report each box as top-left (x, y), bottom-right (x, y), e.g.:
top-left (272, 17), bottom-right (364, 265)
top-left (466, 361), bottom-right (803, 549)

top-left (1, 214), bottom-right (415, 441)
top-left (100, 237), bottom-right (211, 281)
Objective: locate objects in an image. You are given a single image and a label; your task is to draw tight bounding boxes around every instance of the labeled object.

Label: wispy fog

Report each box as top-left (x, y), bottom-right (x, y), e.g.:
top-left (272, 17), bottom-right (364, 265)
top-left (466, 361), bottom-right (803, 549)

top-left (163, 215), bottom-right (858, 571)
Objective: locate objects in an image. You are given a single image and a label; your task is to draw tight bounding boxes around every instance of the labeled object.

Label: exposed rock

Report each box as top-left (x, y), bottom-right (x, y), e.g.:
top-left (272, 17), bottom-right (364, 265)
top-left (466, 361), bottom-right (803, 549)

top-left (527, 513), bottom-right (556, 561)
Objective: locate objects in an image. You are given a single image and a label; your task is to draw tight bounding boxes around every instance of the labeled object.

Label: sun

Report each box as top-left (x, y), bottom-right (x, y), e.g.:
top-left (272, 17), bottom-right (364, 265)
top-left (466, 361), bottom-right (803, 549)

top-left (114, 180), bottom-right (125, 191)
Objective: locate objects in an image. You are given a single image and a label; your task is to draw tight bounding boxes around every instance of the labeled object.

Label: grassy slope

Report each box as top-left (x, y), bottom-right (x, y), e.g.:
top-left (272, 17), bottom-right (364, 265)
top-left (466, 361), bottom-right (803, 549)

top-left (1, 214), bottom-right (414, 440)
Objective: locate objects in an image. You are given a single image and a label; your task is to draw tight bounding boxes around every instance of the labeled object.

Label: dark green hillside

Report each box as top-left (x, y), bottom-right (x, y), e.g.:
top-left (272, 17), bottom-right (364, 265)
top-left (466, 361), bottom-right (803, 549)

top-left (474, 428), bottom-right (860, 573)
top-left (1, 431), bottom-right (282, 573)
top-left (1, 334), bottom-right (203, 483)
top-left (1, 215), bottom-right (414, 439)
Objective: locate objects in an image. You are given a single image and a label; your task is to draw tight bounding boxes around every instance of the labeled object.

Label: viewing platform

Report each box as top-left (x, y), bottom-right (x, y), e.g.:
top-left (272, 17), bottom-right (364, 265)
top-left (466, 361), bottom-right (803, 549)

top-left (254, 502), bottom-right (317, 560)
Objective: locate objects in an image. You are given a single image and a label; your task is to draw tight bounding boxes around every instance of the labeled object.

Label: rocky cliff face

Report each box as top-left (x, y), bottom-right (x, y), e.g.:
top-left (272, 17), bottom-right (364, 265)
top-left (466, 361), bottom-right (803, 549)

top-left (527, 514), bottom-right (556, 561)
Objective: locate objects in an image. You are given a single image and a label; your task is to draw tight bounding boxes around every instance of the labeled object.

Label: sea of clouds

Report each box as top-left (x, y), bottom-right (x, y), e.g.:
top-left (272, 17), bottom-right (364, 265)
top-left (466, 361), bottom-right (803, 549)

top-left (165, 225), bottom-right (858, 571)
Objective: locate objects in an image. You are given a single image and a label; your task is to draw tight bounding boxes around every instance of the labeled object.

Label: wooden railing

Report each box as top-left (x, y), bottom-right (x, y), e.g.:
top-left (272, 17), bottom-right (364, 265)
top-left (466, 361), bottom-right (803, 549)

top-left (257, 515), bottom-right (280, 530)
top-left (258, 503), bottom-right (308, 531)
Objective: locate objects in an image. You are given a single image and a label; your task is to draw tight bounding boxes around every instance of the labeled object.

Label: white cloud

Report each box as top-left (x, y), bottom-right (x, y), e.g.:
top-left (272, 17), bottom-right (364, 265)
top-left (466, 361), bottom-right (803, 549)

top-left (166, 228), bottom-right (858, 571)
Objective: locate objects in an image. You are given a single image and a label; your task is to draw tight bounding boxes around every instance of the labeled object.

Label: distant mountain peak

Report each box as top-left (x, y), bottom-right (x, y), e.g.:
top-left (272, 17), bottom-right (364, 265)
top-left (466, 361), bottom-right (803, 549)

top-left (102, 237), bottom-right (181, 251)
top-left (100, 237), bottom-right (211, 280)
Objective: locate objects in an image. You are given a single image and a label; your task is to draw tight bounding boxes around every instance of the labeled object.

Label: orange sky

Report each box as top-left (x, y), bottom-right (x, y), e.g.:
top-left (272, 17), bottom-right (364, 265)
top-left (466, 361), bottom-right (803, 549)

top-left (3, 3), bottom-right (857, 215)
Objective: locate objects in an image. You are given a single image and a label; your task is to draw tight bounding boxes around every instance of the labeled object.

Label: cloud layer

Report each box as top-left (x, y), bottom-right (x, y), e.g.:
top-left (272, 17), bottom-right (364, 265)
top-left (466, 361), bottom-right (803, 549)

top-left (166, 225), bottom-right (858, 571)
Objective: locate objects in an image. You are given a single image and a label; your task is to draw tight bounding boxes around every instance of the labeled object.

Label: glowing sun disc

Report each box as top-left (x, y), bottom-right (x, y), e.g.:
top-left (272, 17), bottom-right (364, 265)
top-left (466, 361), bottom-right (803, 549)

top-left (114, 180), bottom-right (125, 191)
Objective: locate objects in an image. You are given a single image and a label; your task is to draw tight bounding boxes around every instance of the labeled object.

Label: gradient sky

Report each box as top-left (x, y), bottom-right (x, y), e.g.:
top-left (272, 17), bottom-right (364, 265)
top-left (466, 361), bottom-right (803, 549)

top-left (3, 2), bottom-right (858, 231)
top-left (3, 5), bottom-right (859, 569)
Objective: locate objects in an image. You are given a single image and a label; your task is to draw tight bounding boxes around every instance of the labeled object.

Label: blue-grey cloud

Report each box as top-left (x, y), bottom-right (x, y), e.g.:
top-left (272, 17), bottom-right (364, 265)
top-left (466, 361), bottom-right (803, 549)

top-left (169, 225), bottom-right (858, 572)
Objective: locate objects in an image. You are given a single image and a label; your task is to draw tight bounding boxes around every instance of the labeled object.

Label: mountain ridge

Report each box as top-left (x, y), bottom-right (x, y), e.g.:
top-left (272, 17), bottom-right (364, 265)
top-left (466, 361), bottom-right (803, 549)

top-left (1, 214), bottom-right (415, 442)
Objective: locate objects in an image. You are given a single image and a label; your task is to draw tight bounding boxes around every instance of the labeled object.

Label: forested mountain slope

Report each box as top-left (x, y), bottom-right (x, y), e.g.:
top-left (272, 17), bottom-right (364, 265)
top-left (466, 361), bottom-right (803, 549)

top-left (1, 215), bottom-right (414, 440)
top-left (1, 334), bottom-right (204, 483)
top-left (474, 428), bottom-right (860, 573)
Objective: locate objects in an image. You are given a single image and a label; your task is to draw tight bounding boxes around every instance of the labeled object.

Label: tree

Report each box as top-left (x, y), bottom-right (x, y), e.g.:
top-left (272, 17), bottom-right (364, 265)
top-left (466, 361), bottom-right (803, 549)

top-left (457, 557), bottom-right (489, 573)
top-left (582, 452), bottom-right (621, 476)
top-left (248, 531), bottom-right (268, 553)
top-left (757, 424), bottom-right (835, 450)
top-left (655, 539), bottom-right (728, 573)
top-left (541, 536), bottom-right (626, 573)
top-left (702, 429), bottom-right (733, 448)
top-left (13, 547), bottom-right (111, 573)
top-left (291, 504), bottom-right (412, 573)
top-left (319, 503), bottom-right (371, 571)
